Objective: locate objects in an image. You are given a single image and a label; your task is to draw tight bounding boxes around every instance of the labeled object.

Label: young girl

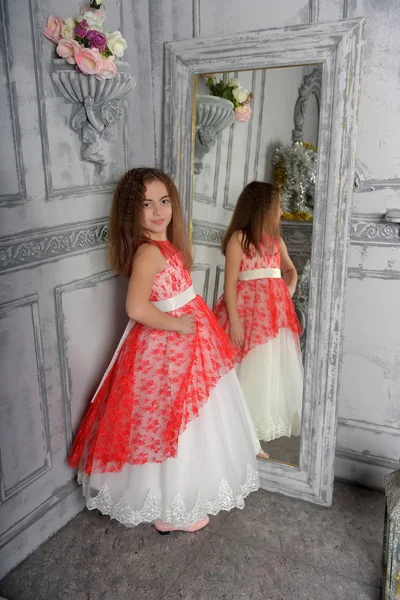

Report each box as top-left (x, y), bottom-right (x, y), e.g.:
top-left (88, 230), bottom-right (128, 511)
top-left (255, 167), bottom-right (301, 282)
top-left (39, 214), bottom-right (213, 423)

top-left (213, 181), bottom-right (303, 453)
top-left (68, 168), bottom-right (260, 534)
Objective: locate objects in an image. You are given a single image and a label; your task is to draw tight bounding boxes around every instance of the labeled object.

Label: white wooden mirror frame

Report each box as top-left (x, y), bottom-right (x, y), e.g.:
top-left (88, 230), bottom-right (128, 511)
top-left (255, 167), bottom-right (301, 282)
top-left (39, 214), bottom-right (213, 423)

top-left (163, 19), bottom-right (365, 506)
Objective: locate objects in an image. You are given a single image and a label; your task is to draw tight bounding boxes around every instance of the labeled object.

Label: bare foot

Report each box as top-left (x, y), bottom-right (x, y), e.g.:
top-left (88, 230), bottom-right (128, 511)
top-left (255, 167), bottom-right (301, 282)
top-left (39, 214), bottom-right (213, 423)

top-left (257, 451), bottom-right (270, 460)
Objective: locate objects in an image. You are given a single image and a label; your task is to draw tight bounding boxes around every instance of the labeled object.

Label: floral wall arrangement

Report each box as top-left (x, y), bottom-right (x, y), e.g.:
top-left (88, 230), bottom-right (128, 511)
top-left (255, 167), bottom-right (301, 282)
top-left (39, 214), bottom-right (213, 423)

top-left (203, 75), bottom-right (254, 123)
top-left (44, 0), bottom-right (128, 80)
top-left (43, 1), bottom-right (135, 173)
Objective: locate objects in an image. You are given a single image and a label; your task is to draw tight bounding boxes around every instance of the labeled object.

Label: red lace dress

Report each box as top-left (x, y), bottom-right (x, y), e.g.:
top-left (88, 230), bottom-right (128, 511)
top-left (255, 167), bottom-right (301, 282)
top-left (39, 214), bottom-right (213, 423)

top-left (68, 240), bottom-right (259, 528)
top-left (213, 237), bottom-right (303, 442)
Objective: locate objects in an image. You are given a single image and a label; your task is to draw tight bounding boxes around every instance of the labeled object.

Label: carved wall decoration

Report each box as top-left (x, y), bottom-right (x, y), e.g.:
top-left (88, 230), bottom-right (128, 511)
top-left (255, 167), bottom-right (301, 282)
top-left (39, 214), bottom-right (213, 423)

top-left (1, 214), bottom-right (398, 276)
top-left (350, 218), bottom-right (400, 245)
top-left (293, 259), bottom-right (311, 359)
top-left (353, 160), bottom-right (400, 193)
top-left (0, 219), bottom-right (108, 273)
top-left (52, 59), bottom-right (135, 174)
top-left (292, 67), bottom-right (322, 144)
top-left (191, 220), bottom-right (226, 247)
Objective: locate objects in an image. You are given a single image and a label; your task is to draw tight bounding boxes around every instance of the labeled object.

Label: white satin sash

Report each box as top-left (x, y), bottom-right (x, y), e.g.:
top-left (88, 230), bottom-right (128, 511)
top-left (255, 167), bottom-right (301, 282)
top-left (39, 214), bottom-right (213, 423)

top-left (238, 267), bottom-right (281, 281)
top-left (91, 285), bottom-right (196, 403)
top-left (152, 284), bottom-right (196, 311)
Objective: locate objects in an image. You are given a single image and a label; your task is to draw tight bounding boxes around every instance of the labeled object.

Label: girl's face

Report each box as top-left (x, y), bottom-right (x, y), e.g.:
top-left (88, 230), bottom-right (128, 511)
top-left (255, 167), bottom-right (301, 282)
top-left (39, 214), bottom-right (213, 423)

top-left (141, 179), bottom-right (172, 239)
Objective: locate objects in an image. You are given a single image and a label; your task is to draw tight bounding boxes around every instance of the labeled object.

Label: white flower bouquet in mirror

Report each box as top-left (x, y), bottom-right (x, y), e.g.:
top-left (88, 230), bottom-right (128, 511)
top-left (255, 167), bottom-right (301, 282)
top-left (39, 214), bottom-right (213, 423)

top-left (203, 75), bottom-right (254, 122)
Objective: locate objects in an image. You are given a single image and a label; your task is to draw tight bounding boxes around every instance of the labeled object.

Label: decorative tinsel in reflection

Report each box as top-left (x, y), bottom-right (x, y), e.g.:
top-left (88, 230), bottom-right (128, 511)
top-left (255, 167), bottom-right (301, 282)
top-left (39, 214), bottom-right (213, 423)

top-left (273, 142), bottom-right (317, 220)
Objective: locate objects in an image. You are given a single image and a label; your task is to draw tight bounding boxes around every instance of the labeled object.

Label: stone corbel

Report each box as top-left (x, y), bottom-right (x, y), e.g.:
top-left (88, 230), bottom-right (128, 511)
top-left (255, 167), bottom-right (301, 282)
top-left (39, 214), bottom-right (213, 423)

top-left (194, 95), bottom-right (235, 174)
top-left (51, 59), bottom-right (135, 174)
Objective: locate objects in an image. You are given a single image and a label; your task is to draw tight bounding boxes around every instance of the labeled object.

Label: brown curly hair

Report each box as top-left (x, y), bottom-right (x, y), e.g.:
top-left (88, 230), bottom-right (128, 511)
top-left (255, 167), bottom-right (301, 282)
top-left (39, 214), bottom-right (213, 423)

top-left (221, 181), bottom-right (281, 256)
top-left (108, 167), bottom-right (192, 276)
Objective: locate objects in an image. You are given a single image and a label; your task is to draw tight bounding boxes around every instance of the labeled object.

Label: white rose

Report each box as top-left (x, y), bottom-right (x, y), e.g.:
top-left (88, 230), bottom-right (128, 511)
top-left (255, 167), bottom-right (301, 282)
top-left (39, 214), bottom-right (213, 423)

top-left (106, 31), bottom-right (128, 58)
top-left (228, 78), bottom-right (240, 88)
top-left (61, 18), bottom-right (76, 39)
top-left (77, 10), bottom-right (105, 31)
top-left (232, 87), bottom-right (249, 104)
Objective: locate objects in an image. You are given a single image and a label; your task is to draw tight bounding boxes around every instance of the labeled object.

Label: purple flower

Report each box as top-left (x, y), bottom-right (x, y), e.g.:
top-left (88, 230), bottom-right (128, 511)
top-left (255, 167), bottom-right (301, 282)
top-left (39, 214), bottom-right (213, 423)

top-left (75, 19), bottom-right (89, 38)
top-left (86, 30), bottom-right (107, 52)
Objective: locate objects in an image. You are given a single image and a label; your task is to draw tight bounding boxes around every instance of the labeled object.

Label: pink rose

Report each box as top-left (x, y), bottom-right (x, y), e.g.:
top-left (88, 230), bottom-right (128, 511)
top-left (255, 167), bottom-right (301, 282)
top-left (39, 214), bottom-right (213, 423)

top-left (96, 56), bottom-right (117, 80)
top-left (86, 30), bottom-right (107, 52)
top-left (75, 47), bottom-right (103, 75)
top-left (44, 15), bottom-right (63, 43)
top-left (56, 39), bottom-right (82, 64)
top-left (235, 105), bottom-right (252, 123)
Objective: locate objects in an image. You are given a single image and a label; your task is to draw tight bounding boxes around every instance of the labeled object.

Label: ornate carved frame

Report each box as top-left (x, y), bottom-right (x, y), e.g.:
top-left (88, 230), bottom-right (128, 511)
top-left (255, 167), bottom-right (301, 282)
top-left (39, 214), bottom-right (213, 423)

top-left (163, 19), bottom-right (365, 506)
top-left (292, 66), bottom-right (322, 143)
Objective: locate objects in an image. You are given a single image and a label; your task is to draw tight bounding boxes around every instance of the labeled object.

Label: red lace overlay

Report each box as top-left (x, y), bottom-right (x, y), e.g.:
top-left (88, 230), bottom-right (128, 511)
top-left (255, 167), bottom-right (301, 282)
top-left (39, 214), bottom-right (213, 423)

top-left (68, 241), bottom-right (234, 474)
top-left (213, 236), bottom-right (301, 364)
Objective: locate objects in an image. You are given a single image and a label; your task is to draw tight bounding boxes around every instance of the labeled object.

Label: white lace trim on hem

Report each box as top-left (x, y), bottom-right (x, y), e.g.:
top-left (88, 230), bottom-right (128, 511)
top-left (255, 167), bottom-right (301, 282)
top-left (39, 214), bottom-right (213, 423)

top-left (253, 413), bottom-right (301, 442)
top-left (77, 464), bottom-right (260, 528)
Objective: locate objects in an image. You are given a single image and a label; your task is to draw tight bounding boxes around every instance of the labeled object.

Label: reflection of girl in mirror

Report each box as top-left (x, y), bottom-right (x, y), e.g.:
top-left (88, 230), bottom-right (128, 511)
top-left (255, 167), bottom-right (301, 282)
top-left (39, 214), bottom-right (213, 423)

top-left (214, 182), bottom-right (303, 458)
top-left (68, 168), bottom-right (261, 535)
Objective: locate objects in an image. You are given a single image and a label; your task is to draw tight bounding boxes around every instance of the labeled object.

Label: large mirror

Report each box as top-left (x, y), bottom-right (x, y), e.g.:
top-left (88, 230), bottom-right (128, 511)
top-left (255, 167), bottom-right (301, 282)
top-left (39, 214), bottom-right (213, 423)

top-left (192, 65), bottom-right (321, 468)
top-left (164, 19), bottom-right (364, 505)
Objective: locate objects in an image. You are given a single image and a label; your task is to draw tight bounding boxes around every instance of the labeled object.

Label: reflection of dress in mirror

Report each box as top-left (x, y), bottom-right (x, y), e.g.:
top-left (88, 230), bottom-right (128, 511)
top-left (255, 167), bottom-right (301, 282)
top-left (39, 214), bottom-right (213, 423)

top-left (213, 182), bottom-right (303, 448)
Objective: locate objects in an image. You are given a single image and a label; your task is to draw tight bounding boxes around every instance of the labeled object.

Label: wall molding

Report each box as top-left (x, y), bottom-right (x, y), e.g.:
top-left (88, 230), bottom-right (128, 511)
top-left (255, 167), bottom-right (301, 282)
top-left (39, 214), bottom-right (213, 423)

top-left (0, 218), bottom-right (108, 274)
top-left (0, 479), bottom-right (78, 550)
top-left (0, 0), bottom-right (28, 206)
top-left (192, 0), bottom-right (200, 38)
top-left (354, 177), bottom-right (400, 194)
top-left (350, 214), bottom-right (400, 246)
top-left (243, 70), bottom-right (257, 187)
top-left (54, 270), bottom-right (117, 452)
top-left (192, 219), bottom-right (226, 247)
top-left (0, 479), bottom-right (84, 579)
top-left (335, 447), bottom-right (399, 471)
top-left (213, 265), bottom-right (225, 307)
top-left (254, 69), bottom-right (267, 181)
top-left (338, 417), bottom-right (400, 437)
top-left (353, 160), bottom-right (400, 193)
top-left (348, 267), bottom-right (400, 281)
top-left (223, 83), bottom-right (236, 211)
top-left (309, 0), bottom-right (320, 23)
top-left (0, 294), bottom-right (51, 502)
top-left (192, 263), bottom-right (211, 300)
top-left (1, 212), bottom-right (399, 275)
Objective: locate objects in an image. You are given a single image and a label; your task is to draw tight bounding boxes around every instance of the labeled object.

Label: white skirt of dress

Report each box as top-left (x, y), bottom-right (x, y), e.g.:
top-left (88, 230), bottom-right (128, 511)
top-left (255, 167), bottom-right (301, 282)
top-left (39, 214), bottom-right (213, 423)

top-left (237, 328), bottom-right (303, 442)
top-left (77, 369), bottom-right (260, 528)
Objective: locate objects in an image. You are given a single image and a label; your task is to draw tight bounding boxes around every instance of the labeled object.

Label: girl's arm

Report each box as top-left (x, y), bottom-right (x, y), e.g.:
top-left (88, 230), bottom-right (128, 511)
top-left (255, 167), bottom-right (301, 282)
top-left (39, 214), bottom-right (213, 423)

top-left (224, 232), bottom-right (245, 346)
top-left (280, 238), bottom-right (297, 297)
top-left (126, 244), bottom-right (195, 334)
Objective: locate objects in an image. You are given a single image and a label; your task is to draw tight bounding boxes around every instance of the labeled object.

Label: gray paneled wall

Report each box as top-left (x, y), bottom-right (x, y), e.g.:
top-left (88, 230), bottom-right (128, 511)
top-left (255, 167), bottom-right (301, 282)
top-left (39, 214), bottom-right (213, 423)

top-left (0, 0), bottom-right (153, 578)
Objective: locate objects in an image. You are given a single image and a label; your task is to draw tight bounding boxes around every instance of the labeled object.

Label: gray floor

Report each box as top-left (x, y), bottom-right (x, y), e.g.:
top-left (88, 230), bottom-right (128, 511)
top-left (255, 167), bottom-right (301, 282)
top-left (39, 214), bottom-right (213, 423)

top-left (0, 482), bottom-right (384, 600)
top-left (261, 435), bottom-right (301, 466)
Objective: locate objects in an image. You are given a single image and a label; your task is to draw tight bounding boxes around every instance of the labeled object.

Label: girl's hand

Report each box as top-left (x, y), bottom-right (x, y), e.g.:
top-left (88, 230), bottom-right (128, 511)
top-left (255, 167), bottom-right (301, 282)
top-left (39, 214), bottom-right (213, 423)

top-left (230, 320), bottom-right (245, 347)
top-left (176, 314), bottom-right (196, 335)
